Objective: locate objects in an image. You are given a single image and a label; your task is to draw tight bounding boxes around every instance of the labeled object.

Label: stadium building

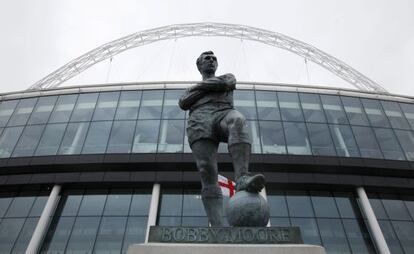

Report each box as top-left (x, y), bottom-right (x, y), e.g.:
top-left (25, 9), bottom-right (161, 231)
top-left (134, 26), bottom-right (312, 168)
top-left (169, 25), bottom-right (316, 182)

top-left (0, 23), bottom-right (413, 254)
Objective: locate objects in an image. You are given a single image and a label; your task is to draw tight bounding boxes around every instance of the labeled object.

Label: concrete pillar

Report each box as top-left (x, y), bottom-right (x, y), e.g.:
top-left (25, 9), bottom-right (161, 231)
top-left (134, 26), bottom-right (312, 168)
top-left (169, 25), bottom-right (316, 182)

top-left (356, 187), bottom-right (391, 254)
top-left (145, 183), bottom-right (161, 243)
top-left (26, 184), bottom-right (61, 254)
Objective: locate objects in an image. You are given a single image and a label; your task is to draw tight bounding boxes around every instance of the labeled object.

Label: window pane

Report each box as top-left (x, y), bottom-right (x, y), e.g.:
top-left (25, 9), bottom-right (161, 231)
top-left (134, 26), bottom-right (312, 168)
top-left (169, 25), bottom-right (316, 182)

top-left (65, 217), bottom-right (100, 254)
top-left (121, 217), bottom-right (147, 253)
top-left (381, 101), bottom-right (410, 130)
top-left (247, 121), bottom-right (262, 154)
top-left (329, 125), bottom-right (360, 157)
top-left (58, 122), bottom-right (90, 155)
top-left (5, 196), bottom-right (36, 218)
top-left (373, 128), bottom-right (405, 160)
top-left (0, 100), bottom-right (18, 127)
top-left (310, 191), bottom-right (339, 218)
top-left (299, 93), bottom-right (326, 123)
top-left (278, 92), bottom-right (303, 121)
top-left (267, 190), bottom-right (288, 217)
top-left (162, 90), bottom-right (185, 119)
top-left (138, 90), bottom-right (163, 119)
top-left (283, 122), bottom-right (311, 155)
top-left (392, 221), bottom-right (414, 254)
top-left (317, 218), bottom-right (351, 254)
top-left (380, 194), bottom-right (411, 220)
top-left (256, 91), bottom-right (280, 120)
top-left (12, 125), bottom-right (45, 157)
top-left (182, 190), bottom-right (205, 216)
top-left (28, 96), bottom-right (57, 124)
top-left (70, 93), bottom-right (99, 122)
top-left (35, 123), bottom-right (67, 156)
top-left (115, 91), bottom-right (141, 120)
top-left (286, 191), bottom-right (314, 217)
top-left (378, 220), bottom-right (404, 254)
top-left (60, 190), bottom-right (83, 216)
top-left (341, 97), bottom-right (369, 126)
top-left (334, 192), bottom-right (360, 219)
top-left (77, 190), bottom-right (107, 216)
top-left (8, 98), bottom-right (37, 126)
top-left (290, 218), bottom-right (321, 245)
top-left (49, 94), bottom-right (78, 123)
top-left (94, 217), bottom-right (127, 254)
top-left (0, 194), bottom-right (13, 217)
top-left (103, 190), bottom-right (132, 216)
top-left (29, 195), bottom-right (49, 217)
top-left (400, 103), bottom-right (414, 130)
top-left (368, 194), bottom-right (388, 219)
top-left (320, 95), bottom-right (348, 124)
top-left (159, 190), bottom-right (182, 216)
top-left (40, 217), bottom-right (75, 254)
top-left (307, 123), bottom-right (336, 156)
top-left (129, 191), bottom-right (151, 216)
top-left (92, 92), bottom-right (120, 121)
top-left (361, 99), bottom-right (390, 127)
top-left (132, 120), bottom-right (160, 153)
top-left (259, 121), bottom-right (286, 154)
top-left (11, 217), bottom-right (39, 254)
top-left (107, 120), bottom-right (136, 153)
top-left (395, 130), bottom-right (414, 160)
top-left (0, 218), bottom-right (25, 253)
top-left (352, 126), bottom-right (383, 159)
top-left (342, 219), bottom-right (375, 254)
top-left (81, 121), bottom-right (112, 154)
top-left (403, 196), bottom-right (414, 220)
top-left (0, 126), bottom-right (24, 158)
top-left (234, 90), bottom-right (257, 120)
top-left (182, 217), bottom-right (209, 226)
top-left (157, 120), bottom-right (184, 153)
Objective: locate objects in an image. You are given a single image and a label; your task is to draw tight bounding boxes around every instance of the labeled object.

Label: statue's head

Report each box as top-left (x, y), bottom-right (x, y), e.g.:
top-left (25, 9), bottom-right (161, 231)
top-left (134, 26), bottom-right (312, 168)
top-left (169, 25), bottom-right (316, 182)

top-left (196, 51), bottom-right (218, 76)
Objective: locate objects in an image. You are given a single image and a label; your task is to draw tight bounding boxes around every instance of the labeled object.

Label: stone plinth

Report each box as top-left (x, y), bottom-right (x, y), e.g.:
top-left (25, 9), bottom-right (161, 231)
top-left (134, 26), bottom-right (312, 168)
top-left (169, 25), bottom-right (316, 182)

top-left (127, 243), bottom-right (327, 254)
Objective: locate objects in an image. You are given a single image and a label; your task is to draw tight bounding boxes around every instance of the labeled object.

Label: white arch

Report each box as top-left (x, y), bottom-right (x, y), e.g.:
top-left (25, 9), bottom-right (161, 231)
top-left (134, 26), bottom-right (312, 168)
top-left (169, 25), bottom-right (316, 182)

top-left (28, 22), bottom-right (387, 93)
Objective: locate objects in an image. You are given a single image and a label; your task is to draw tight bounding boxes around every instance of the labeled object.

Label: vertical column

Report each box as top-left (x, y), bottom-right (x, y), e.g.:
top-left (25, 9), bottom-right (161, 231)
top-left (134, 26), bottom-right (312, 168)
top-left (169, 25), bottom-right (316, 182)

top-left (145, 183), bottom-right (161, 243)
top-left (26, 184), bottom-right (61, 254)
top-left (356, 187), bottom-right (390, 254)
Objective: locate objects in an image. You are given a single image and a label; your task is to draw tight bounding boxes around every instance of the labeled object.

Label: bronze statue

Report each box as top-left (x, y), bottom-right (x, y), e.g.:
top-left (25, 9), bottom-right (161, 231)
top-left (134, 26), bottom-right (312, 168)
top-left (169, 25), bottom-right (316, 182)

top-left (179, 51), bottom-right (265, 226)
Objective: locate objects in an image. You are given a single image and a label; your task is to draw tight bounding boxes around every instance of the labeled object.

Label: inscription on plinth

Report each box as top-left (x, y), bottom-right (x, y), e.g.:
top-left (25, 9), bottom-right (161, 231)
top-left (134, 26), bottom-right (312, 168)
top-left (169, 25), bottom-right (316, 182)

top-left (148, 226), bottom-right (303, 244)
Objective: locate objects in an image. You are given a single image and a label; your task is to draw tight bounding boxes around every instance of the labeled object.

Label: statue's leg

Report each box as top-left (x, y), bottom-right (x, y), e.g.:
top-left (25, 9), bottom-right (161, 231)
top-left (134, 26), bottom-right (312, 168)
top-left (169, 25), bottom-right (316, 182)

top-left (220, 110), bottom-right (265, 192)
top-left (191, 139), bottom-right (224, 226)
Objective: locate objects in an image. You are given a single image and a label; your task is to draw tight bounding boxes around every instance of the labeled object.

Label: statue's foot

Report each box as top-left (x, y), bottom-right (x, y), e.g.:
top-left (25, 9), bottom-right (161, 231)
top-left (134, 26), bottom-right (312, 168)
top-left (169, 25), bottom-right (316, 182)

top-left (236, 174), bottom-right (265, 193)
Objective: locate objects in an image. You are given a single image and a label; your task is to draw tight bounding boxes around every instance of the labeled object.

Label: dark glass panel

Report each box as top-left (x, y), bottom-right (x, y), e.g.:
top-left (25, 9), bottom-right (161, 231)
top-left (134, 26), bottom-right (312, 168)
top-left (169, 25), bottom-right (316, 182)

top-left (368, 194), bottom-right (388, 219)
top-left (121, 217), bottom-right (147, 253)
top-left (307, 123), bottom-right (336, 156)
top-left (12, 125), bottom-right (45, 157)
top-left (0, 194), bottom-right (13, 217)
top-left (283, 122), bottom-right (311, 155)
top-left (267, 190), bottom-right (288, 217)
top-left (342, 219), bottom-right (375, 254)
top-left (132, 120), bottom-right (160, 153)
top-left (0, 100), bottom-right (18, 127)
top-left (270, 218), bottom-right (291, 227)
top-left (0, 126), bottom-right (24, 158)
top-left (0, 218), bottom-right (25, 254)
top-left (35, 123), bottom-right (67, 156)
top-left (394, 130), bottom-right (414, 160)
top-left (400, 103), bottom-right (414, 130)
top-left (245, 121), bottom-right (261, 154)
top-left (373, 128), bottom-right (406, 160)
top-left (329, 125), bottom-right (360, 157)
top-left (234, 90), bottom-right (257, 120)
top-left (317, 218), bottom-right (351, 254)
top-left (77, 190), bottom-right (107, 216)
top-left (378, 220), bottom-right (404, 254)
top-left (5, 196), bottom-right (36, 218)
top-left (259, 121), bottom-right (286, 154)
top-left (341, 96), bottom-right (369, 126)
top-left (115, 91), bottom-right (141, 120)
top-left (103, 190), bottom-right (132, 216)
top-left (310, 191), bottom-right (340, 218)
top-left (69, 93), bottom-right (99, 122)
top-left (256, 91), bottom-right (280, 120)
top-left (278, 92), bottom-right (303, 122)
top-left (361, 98), bottom-right (390, 127)
top-left (380, 194), bottom-right (411, 220)
top-left (351, 126), bottom-right (383, 159)
top-left (381, 101), bottom-right (410, 130)
top-left (7, 98), bottom-right (37, 126)
top-left (286, 190), bottom-right (314, 217)
top-left (162, 90), bottom-right (185, 119)
top-left (159, 190), bottom-right (182, 216)
top-left (391, 221), bottom-right (414, 254)
top-left (158, 216), bottom-right (181, 226)
top-left (290, 218), bottom-right (321, 245)
top-left (58, 122), bottom-right (90, 155)
top-left (92, 92), bottom-right (120, 121)
top-left (299, 93), bottom-right (326, 123)
top-left (65, 216), bottom-right (100, 254)
top-left (81, 121), bottom-right (112, 154)
top-left (94, 217), bottom-right (127, 254)
top-left (49, 94), bottom-right (78, 123)
top-left (28, 96), bottom-right (57, 124)
top-left (182, 217), bottom-right (209, 226)
top-left (334, 192), bottom-right (360, 219)
top-left (182, 190), bottom-right (205, 216)
top-left (40, 217), bottom-right (75, 254)
top-left (320, 95), bottom-right (348, 124)
top-left (11, 217), bottom-right (39, 254)
top-left (129, 191), bottom-right (151, 216)
top-left (60, 189), bottom-right (83, 216)
top-left (138, 90), bottom-right (163, 119)
top-left (403, 196), bottom-right (414, 220)
top-left (29, 195), bottom-right (48, 217)
top-left (157, 120), bottom-right (184, 153)
top-left (106, 120), bottom-right (136, 153)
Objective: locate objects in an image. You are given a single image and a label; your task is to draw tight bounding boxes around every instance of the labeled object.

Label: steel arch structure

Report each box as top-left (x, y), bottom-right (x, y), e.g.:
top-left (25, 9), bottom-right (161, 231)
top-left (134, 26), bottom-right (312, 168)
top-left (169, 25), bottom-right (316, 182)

top-left (28, 22), bottom-right (387, 93)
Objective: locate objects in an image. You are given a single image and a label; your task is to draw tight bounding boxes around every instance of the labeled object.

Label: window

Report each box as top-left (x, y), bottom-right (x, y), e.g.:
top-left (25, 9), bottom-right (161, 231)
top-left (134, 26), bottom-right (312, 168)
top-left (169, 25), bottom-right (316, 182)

top-left (278, 92), bottom-right (304, 121)
top-left (351, 126), bottom-right (383, 159)
top-left (138, 90), bottom-right (163, 119)
top-left (256, 91), bottom-right (280, 120)
top-left (400, 103), bottom-right (414, 131)
top-left (132, 120), bottom-right (160, 153)
top-left (307, 123), bottom-right (336, 156)
top-left (70, 93), bottom-right (99, 122)
top-left (35, 123), bottom-right (67, 156)
top-left (28, 96), bottom-right (58, 124)
top-left (0, 126), bottom-right (24, 158)
top-left (162, 90), bottom-right (185, 119)
top-left (329, 125), bottom-right (360, 157)
top-left (115, 91), bottom-right (141, 120)
top-left (0, 100), bottom-right (18, 127)
top-left (49, 94), bottom-right (78, 123)
top-left (259, 121), bottom-right (286, 154)
top-left (341, 96), bottom-right (369, 126)
top-left (234, 90), bottom-right (257, 120)
top-left (361, 99), bottom-right (390, 127)
top-left (299, 93), bottom-right (326, 123)
top-left (381, 101), bottom-right (410, 130)
top-left (7, 98), bottom-right (38, 126)
top-left (82, 121), bottom-right (112, 154)
top-left (92, 92), bottom-right (120, 121)
top-left (247, 120), bottom-right (262, 153)
top-left (320, 95), bottom-right (348, 124)
top-left (373, 128), bottom-right (405, 160)
top-left (106, 120), bottom-right (136, 153)
top-left (394, 130), bottom-right (414, 160)
top-left (12, 125), bottom-right (45, 157)
top-left (58, 122), bottom-right (90, 155)
top-left (157, 120), bottom-right (184, 153)
top-left (283, 122), bottom-right (311, 155)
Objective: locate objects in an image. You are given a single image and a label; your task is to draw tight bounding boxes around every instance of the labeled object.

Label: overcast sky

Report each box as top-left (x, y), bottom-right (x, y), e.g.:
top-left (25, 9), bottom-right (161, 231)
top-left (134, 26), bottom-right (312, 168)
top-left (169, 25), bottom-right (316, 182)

top-left (0, 0), bottom-right (413, 95)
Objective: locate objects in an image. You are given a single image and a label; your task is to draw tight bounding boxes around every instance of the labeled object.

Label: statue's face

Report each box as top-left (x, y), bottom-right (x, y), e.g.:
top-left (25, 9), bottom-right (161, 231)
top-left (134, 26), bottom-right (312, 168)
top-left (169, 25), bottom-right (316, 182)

top-left (199, 54), bottom-right (218, 75)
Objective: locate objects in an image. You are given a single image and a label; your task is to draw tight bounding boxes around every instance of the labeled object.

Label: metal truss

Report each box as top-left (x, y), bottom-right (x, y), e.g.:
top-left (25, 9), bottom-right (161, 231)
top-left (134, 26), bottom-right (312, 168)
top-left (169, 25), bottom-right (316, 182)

top-left (28, 22), bottom-right (388, 93)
